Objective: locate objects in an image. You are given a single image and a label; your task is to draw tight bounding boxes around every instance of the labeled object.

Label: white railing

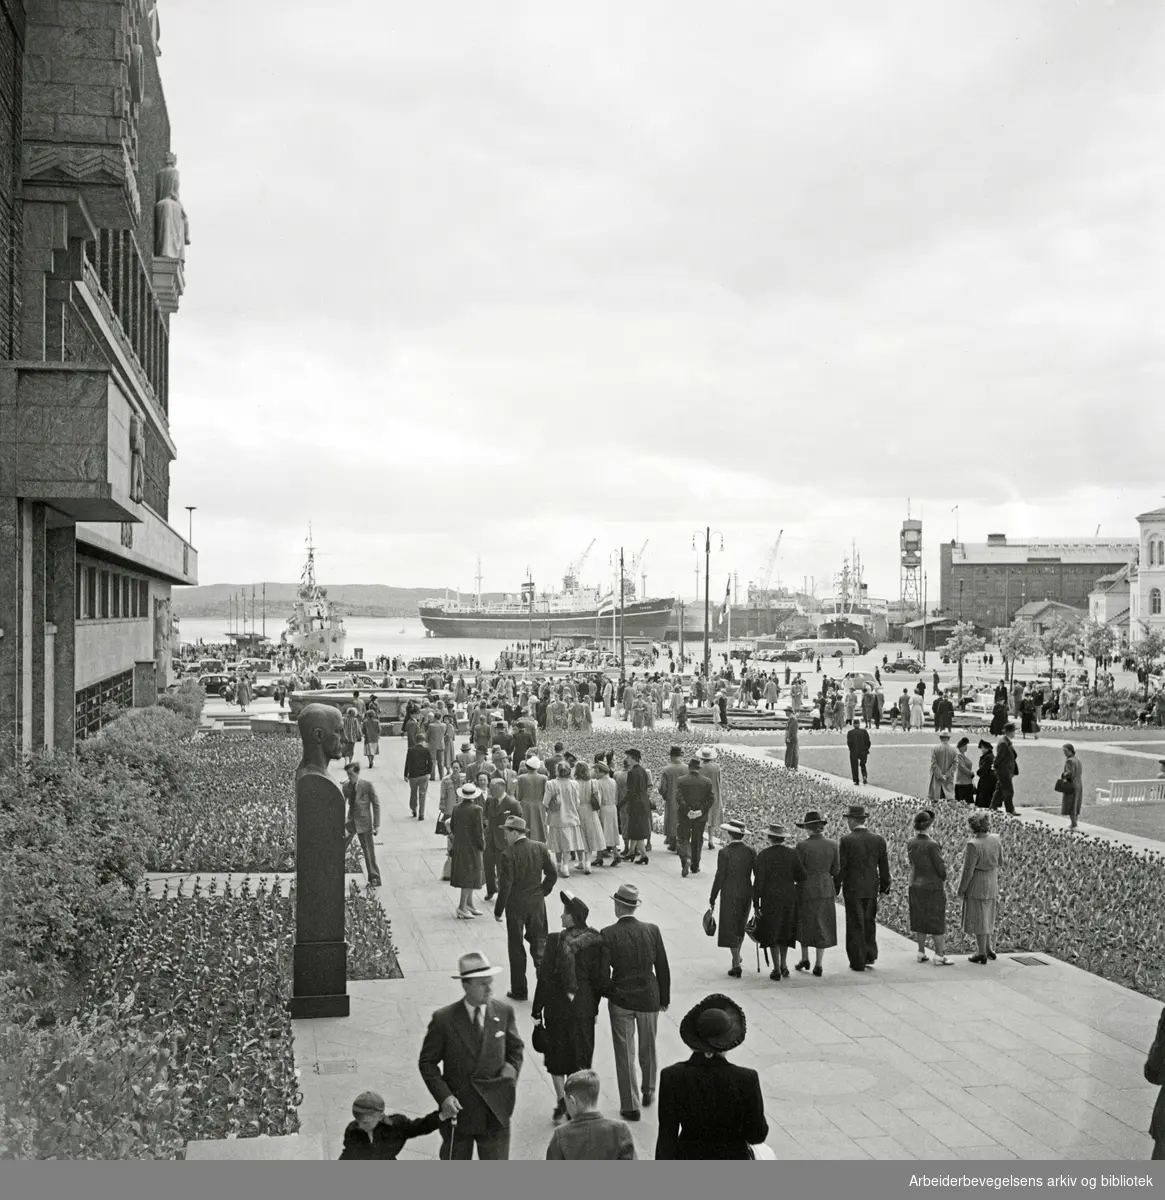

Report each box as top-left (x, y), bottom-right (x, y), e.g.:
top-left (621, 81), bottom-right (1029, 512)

top-left (1094, 779), bottom-right (1165, 805)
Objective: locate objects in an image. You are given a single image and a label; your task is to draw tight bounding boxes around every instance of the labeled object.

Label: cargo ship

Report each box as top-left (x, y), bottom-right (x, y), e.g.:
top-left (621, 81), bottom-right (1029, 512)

top-left (419, 556), bottom-right (674, 641)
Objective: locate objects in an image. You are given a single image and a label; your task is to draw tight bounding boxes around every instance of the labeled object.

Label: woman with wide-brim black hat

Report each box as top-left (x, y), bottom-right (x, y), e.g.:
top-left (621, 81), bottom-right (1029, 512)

top-left (655, 995), bottom-right (769, 1159)
top-left (792, 810), bottom-right (839, 977)
top-left (753, 823), bottom-right (802, 981)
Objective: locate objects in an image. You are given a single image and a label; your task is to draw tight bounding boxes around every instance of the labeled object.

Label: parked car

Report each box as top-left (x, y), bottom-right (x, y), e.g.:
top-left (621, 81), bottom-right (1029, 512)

top-left (198, 673), bottom-right (232, 696)
top-left (884, 658), bottom-right (924, 674)
top-left (842, 672), bottom-right (879, 691)
top-left (774, 649), bottom-right (803, 662)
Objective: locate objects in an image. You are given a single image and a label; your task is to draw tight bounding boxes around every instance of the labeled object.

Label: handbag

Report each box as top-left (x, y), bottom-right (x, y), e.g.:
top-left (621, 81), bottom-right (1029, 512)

top-left (531, 1017), bottom-right (548, 1055)
top-left (435, 813), bottom-right (449, 835)
top-left (702, 907), bottom-right (717, 937)
top-left (1053, 777), bottom-right (1070, 794)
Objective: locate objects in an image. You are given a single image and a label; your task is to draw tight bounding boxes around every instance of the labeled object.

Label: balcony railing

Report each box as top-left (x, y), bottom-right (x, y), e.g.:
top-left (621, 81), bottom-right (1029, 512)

top-left (84, 231), bottom-right (170, 416)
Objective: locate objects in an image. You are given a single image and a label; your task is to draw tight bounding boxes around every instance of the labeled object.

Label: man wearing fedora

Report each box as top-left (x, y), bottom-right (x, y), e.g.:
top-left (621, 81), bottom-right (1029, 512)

top-left (698, 747), bottom-right (723, 851)
top-left (846, 716), bottom-right (872, 786)
top-left (597, 883), bottom-right (671, 1122)
top-left (655, 995), bottom-right (769, 1160)
top-left (494, 815), bottom-right (557, 1002)
top-left (928, 730), bottom-right (958, 802)
top-left (991, 722), bottom-right (1019, 815)
top-left (418, 952), bottom-right (525, 1159)
top-left (836, 804), bottom-right (891, 972)
top-left (675, 757), bottom-right (715, 877)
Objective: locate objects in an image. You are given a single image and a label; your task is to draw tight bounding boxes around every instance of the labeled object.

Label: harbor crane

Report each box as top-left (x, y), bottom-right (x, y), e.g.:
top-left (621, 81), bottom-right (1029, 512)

top-left (563, 538), bottom-right (595, 590)
top-left (628, 539), bottom-right (649, 598)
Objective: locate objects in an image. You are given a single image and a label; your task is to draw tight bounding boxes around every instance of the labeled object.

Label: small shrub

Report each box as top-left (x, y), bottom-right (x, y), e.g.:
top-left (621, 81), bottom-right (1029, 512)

top-left (1082, 688), bottom-right (1149, 727)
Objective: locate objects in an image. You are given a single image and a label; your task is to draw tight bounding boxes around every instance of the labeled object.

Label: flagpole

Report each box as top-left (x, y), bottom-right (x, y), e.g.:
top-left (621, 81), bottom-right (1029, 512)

top-left (726, 579), bottom-right (732, 669)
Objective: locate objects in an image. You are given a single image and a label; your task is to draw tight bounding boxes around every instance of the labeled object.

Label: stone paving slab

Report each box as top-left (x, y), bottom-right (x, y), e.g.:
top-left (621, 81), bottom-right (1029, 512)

top-left (182, 735), bottom-right (1163, 1161)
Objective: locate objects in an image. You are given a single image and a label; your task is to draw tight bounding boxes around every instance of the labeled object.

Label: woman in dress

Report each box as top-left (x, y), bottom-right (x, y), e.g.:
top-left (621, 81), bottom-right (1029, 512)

top-left (655, 995), bottom-right (768, 1160)
top-left (1019, 692), bottom-right (1038, 739)
top-left (437, 763), bottom-right (462, 881)
top-left (341, 705), bottom-right (361, 766)
top-left (361, 705), bottom-right (380, 770)
top-left (574, 761), bottom-right (605, 871)
top-left (907, 809), bottom-right (951, 966)
top-left (544, 761), bottom-right (586, 878)
top-left (1059, 742), bottom-right (1084, 830)
top-left (793, 810), bottom-right (839, 977)
top-left (784, 708), bottom-right (800, 770)
top-left (591, 760), bottom-right (621, 868)
top-left (910, 690), bottom-right (925, 730)
top-left (975, 739), bottom-right (996, 808)
top-left (531, 892), bottom-right (604, 1123)
top-left (954, 737), bottom-right (976, 805)
top-left (753, 822), bottom-right (802, 981)
top-left (957, 811), bottom-right (1004, 963)
top-left (709, 821), bottom-right (755, 979)
top-left (449, 783), bottom-right (485, 919)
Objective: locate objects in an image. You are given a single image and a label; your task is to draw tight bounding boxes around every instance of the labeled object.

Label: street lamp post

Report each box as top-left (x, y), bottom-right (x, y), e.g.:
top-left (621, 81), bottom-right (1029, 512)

top-left (523, 569), bottom-right (534, 675)
top-left (619, 548), bottom-right (626, 677)
top-left (185, 505), bottom-right (196, 544)
top-left (922, 571), bottom-right (929, 664)
top-left (692, 527), bottom-right (723, 682)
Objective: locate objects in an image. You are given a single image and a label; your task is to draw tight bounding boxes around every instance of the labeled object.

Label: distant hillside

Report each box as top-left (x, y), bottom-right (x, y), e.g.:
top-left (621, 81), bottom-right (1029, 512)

top-left (172, 583), bottom-right (511, 619)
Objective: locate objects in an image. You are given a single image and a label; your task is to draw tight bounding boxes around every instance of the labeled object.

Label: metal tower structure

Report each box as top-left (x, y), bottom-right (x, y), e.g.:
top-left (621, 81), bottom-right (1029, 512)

top-left (900, 502), bottom-right (923, 623)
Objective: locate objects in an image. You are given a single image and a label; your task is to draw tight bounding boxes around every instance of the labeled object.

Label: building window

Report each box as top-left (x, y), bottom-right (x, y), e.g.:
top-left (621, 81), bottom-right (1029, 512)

top-left (138, 580), bottom-right (149, 616)
top-left (99, 571), bottom-right (110, 618)
top-left (75, 562), bottom-right (83, 621)
top-left (75, 668), bottom-right (135, 740)
top-left (123, 577), bottom-right (131, 616)
top-left (85, 567), bottom-right (97, 619)
top-left (1153, 588), bottom-right (1162, 617)
top-left (111, 573), bottom-right (121, 618)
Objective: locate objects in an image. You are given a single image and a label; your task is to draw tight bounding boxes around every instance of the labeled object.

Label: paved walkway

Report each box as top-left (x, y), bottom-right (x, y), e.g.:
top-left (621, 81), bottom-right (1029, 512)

top-left (185, 736), bottom-right (1163, 1161)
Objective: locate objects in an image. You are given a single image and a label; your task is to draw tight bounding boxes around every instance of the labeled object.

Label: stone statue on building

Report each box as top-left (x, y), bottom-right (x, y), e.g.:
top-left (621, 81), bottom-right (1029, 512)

top-left (129, 413), bottom-right (146, 503)
top-left (148, 3), bottom-right (161, 55)
top-left (154, 154), bottom-right (189, 262)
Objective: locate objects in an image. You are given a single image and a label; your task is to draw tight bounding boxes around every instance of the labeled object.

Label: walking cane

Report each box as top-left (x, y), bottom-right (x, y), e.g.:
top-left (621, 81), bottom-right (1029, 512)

top-left (443, 1112), bottom-right (458, 1161)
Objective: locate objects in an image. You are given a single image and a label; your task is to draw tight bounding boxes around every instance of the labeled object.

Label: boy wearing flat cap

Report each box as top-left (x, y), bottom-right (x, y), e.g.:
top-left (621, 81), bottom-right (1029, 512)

top-left (339, 1090), bottom-right (441, 1159)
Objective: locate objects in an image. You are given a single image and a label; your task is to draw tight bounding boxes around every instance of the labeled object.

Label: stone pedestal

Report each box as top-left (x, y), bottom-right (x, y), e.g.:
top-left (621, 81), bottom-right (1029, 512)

top-left (289, 771), bottom-right (350, 1019)
top-left (151, 256), bottom-right (184, 315)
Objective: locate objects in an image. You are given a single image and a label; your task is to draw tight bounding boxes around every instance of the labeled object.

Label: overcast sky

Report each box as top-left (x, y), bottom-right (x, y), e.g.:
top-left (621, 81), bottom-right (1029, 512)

top-left (164, 0), bottom-right (1164, 602)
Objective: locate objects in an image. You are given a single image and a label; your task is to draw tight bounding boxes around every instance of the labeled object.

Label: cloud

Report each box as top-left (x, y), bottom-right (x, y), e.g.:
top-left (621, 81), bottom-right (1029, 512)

top-left (160, 0), bottom-right (1165, 599)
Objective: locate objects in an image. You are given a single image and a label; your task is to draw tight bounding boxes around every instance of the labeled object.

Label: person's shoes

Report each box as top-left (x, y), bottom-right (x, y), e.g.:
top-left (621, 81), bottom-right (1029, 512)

top-left (620, 1110), bottom-right (641, 1122)
top-left (781, 965), bottom-right (790, 978)
top-left (850, 965), bottom-right (866, 973)
top-left (681, 862), bottom-right (689, 878)
top-left (506, 992), bottom-right (527, 1002)
top-left (934, 955), bottom-right (953, 966)
top-left (484, 891), bottom-right (497, 901)
top-left (552, 1099), bottom-right (568, 1122)
top-left (917, 953), bottom-right (930, 963)
top-left (609, 858), bottom-right (620, 868)
top-left (968, 954), bottom-right (987, 964)
top-left (455, 909), bottom-right (475, 920)
top-left (641, 1091), bottom-right (654, 1108)
top-left (690, 868), bottom-right (701, 875)
top-left (636, 856), bottom-right (649, 865)
top-left (986, 950), bottom-right (997, 961)
top-left (795, 960), bottom-right (810, 972)
top-left (728, 966), bottom-right (743, 978)
top-left (591, 857), bottom-right (605, 869)
top-left (468, 906), bottom-right (484, 916)
top-left (812, 965), bottom-right (823, 977)
top-left (770, 968), bottom-right (782, 981)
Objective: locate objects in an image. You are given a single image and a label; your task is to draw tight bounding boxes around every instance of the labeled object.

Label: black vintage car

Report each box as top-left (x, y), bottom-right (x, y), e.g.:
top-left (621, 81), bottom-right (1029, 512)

top-left (197, 673), bottom-right (232, 696)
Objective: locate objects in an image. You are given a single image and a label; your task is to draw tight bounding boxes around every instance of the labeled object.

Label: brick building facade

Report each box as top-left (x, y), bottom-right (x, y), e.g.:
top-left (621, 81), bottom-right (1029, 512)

top-left (0, 0), bottom-right (196, 759)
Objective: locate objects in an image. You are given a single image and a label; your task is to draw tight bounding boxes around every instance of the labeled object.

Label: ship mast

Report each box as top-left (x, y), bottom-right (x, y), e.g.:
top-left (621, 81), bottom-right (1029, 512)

top-left (302, 523), bottom-right (317, 593)
top-left (475, 556), bottom-right (483, 612)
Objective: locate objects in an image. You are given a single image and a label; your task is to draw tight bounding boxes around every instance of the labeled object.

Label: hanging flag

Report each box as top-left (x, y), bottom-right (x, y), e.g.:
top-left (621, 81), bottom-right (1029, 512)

top-left (720, 576), bottom-right (732, 626)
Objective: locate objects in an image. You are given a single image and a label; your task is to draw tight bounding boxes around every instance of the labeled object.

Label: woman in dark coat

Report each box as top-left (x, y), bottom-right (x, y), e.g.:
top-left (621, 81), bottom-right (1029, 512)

top-left (656, 995), bottom-right (769, 1160)
top-left (449, 783), bottom-right (485, 919)
top-left (752, 823), bottom-right (803, 981)
top-left (975, 739), bottom-right (996, 808)
top-left (1019, 693), bottom-right (1038, 738)
top-left (531, 892), bottom-right (604, 1123)
top-left (793, 811), bottom-right (839, 977)
top-left (906, 809), bottom-right (951, 966)
top-left (989, 701), bottom-right (1008, 737)
top-left (709, 822), bottom-right (755, 978)
top-left (1059, 742), bottom-right (1084, 830)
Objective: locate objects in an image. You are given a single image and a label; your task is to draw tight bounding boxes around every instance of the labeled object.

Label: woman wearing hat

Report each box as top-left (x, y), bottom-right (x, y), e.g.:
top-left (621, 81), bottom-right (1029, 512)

top-left (907, 810), bottom-right (952, 966)
top-left (784, 707), bottom-right (799, 770)
top-left (590, 760), bottom-right (621, 868)
top-left (709, 821), bottom-right (756, 978)
top-left (532, 892), bottom-right (605, 1123)
top-left (449, 783), bottom-right (486, 919)
top-left (753, 824), bottom-right (803, 981)
top-left (793, 811), bottom-right (839, 976)
top-left (1058, 743), bottom-right (1084, 831)
top-left (545, 761), bottom-right (587, 878)
top-left (655, 995), bottom-right (769, 1159)
top-left (954, 737), bottom-right (975, 805)
top-left (975, 739), bottom-right (997, 808)
top-left (957, 811), bottom-right (1004, 963)
top-left (574, 760), bottom-right (607, 869)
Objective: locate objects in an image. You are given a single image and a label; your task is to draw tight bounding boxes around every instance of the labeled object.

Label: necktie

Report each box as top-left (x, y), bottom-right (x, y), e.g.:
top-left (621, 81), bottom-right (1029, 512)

top-left (474, 1006), bottom-right (483, 1031)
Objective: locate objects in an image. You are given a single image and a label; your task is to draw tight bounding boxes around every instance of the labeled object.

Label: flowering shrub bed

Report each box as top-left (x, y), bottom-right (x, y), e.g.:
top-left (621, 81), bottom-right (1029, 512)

top-left (538, 730), bottom-right (1165, 1002)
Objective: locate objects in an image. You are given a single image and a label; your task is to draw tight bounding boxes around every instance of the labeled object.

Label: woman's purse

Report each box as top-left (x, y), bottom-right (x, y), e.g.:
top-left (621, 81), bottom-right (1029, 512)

top-left (1053, 771), bottom-right (1071, 794)
top-left (435, 813), bottom-right (449, 835)
top-left (531, 1017), bottom-right (548, 1055)
top-left (702, 907), bottom-right (717, 937)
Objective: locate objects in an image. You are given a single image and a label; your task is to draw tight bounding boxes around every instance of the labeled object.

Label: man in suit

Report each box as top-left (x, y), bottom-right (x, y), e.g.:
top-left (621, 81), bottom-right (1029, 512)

top-left (927, 731), bottom-right (958, 801)
top-left (426, 712), bottom-right (447, 781)
top-left (545, 1070), bottom-right (636, 1160)
top-left (846, 718), bottom-right (872, 785)
top-left (418, 952), bottom-right (524, 1160)
top-left (992, 722), bottom-right (1019, 814)
top-left (698, 747), bottom-right (723, 851)
top-left (494, 815), bottom-right (556, 1001)
top-left (934, 690), bottom-right (955, 732)
top-left (836, 803), bottom-right (891, 972)
top-left (675, 758), bottom-right (715, 877)
top-left (597, 883), bottom-right (671, 1122)
top-left (511, 720), bottom-right (537, 772)
top-left (658, 745), bottom-right (686, 853)
top-left (341, 762), bottom-right (381, 887)
top-left (482, 776), bottom-right (522, 902)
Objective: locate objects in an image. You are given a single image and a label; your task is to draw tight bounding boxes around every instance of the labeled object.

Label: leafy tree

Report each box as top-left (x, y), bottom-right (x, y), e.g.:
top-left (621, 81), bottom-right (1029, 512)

top-left (1080, 618), bottom-right (1119, 692)
top-left (997, 618), bottom-right (1038, 684)
top-left (942, 621), bottom-right (986, 700)
top-left (1039, 616), bottom-right (1082, 683)
top-left (1128, 623), bottom-right (1165, 701)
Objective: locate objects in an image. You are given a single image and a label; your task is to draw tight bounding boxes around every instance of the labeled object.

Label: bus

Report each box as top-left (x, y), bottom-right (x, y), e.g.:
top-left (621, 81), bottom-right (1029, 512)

top-left (786, 638), bottom-right (860, 660)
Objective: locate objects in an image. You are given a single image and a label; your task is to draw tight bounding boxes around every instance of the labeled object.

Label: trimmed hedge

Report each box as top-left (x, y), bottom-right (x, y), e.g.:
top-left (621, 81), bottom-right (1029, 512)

top-left (538, 730), bottom-right (1165, 1003)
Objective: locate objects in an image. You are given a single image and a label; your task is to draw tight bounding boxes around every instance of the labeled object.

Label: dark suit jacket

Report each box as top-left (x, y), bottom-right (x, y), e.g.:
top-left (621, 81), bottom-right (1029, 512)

top-left (597, 915), bottom-right (671, 1012)
top-left (495, 836), bottom-right (557, 919)
top-left (837, 828), bottom-right (891, 899)
top-left (655, 1053), bottom-right (769, 1160)
top-left (845, 726), bottom-right (871, 758)
top-left (417, 998), bottom-right (524, 1134)
top-left (995, 737), bottom-right (1019, 782)
top-left (485, 793), bottom-right (523, 850)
